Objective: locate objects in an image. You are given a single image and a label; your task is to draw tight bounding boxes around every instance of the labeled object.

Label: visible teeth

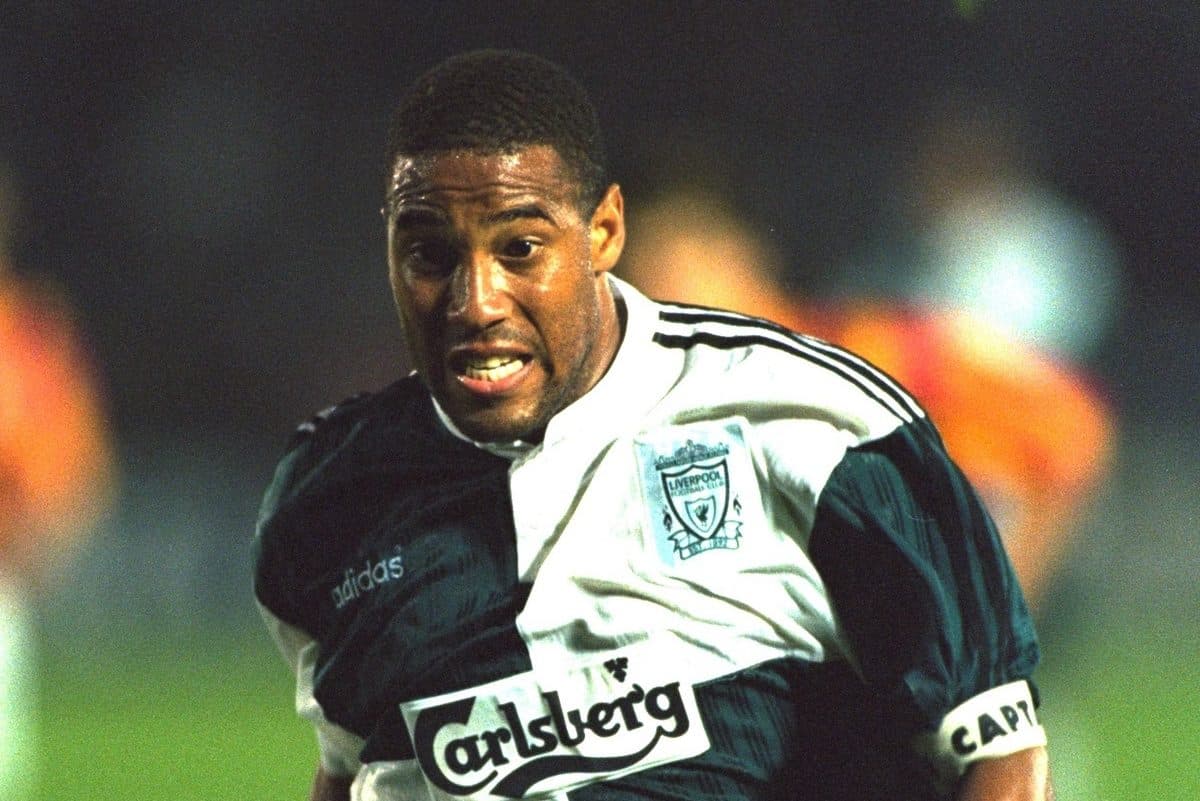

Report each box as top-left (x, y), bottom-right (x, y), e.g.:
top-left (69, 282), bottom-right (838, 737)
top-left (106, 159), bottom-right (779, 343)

top-left (463, 356), bottom-right (523, 381)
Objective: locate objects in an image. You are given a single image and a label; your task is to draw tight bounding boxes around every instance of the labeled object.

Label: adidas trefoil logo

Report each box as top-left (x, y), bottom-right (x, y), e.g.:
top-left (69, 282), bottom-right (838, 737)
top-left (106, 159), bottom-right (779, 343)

top-left (604, 657), bottom-right (629, 682)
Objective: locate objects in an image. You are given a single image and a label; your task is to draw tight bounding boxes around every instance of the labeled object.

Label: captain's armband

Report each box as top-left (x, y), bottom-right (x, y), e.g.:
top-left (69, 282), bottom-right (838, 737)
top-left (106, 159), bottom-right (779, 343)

top-left (913, 679), bottom-right (1047, 787)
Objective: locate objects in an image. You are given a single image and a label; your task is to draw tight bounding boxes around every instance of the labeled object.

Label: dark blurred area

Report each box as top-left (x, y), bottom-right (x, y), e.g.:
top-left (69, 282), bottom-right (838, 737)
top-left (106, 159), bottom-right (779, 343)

top-left (2, 3), bottom-right (1196, 798)
top-left (5, 4), bottom-right (1198, 434)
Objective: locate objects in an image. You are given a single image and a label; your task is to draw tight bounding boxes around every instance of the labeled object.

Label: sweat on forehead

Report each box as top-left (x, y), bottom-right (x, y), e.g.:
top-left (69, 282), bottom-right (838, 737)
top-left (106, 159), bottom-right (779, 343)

top-left (384, 148), bottom-right (581, 220)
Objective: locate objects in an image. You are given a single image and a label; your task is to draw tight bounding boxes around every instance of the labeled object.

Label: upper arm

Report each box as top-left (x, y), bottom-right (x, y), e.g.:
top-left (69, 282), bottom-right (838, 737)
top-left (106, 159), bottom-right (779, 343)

top-left (807, 424), bottom-right (1044, 788)
top-left (310, 763), bottom-right (354, 801)
top-left (809, 428), bottom-right (1039, 694)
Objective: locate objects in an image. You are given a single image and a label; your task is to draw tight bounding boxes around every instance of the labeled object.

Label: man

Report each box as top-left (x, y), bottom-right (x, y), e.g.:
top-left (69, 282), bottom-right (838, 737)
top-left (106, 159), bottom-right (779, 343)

top-left (254, 50), bottom-right (1052, 800)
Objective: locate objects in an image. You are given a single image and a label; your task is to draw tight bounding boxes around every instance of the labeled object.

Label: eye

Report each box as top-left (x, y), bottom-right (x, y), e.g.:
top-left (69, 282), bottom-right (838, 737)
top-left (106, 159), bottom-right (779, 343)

top-left (403, 240), bottom-right (458, 275)
top-left (501, 238), bottom-right (539, 260)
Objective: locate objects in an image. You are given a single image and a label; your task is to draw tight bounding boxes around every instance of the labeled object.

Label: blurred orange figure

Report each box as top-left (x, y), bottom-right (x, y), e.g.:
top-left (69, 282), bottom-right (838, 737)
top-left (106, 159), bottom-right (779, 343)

top-left (619, 189), bottom-right (1113, 607)
top-left (0, 169), bottom-right (115, 798)
top-left (0, 273), bottom-right (115, 576)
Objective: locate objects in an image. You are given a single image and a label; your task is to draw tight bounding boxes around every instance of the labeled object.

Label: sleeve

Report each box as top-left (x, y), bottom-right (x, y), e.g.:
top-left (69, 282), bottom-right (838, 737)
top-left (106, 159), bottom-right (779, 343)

top-left (807, 421), bottom-right (1045, 789)
top-left (252, 432), bottom-right (313, 628)
top-left (252, 396), bottom-right (364, 625)
top-left (255, 601), bottom-right (366, 778)
top-left (252, 419), bottom-right (366, 779)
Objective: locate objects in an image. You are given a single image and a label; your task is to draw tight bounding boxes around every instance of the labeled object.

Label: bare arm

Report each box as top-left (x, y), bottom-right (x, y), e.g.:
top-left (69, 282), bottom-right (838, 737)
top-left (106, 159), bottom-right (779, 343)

top-left (310, 764), bottom-right (353, 801)
top-left (955, 746), bottom-right (1054, 801)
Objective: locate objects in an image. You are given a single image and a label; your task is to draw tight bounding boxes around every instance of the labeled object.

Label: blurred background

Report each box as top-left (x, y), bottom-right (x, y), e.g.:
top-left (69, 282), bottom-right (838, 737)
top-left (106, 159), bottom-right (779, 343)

top-left (1, 2), bottom-right (1196, 798)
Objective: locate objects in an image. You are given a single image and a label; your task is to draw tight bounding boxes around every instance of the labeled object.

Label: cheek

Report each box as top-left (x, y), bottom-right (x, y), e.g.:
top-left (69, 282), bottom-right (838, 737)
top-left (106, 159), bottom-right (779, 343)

top-left (545, 277), bottom-right (602, 364)
top-left (391, 285), bottom-right (442, 352)
top-left (391, 270), bottom-right (441, 317)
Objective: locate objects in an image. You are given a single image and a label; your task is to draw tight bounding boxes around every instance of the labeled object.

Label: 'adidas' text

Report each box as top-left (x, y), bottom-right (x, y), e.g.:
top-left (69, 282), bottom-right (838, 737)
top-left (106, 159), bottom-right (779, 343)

top-left (331, 547), bottom-right (404, 610)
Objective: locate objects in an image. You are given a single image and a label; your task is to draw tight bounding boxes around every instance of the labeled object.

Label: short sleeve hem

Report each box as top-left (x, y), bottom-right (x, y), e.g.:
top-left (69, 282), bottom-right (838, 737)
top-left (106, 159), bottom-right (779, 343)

top-left (914, 679), bottom-right (1046, 787)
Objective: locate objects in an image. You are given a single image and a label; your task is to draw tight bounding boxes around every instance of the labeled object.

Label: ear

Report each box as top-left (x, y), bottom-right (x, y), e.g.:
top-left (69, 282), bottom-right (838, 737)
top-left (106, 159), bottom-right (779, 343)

top-left (589, 184), bottom-right (625, 274)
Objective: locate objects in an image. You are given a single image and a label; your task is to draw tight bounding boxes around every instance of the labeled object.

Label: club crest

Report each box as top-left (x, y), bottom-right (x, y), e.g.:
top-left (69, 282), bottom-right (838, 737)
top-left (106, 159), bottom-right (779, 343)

top-left (653, 440), bottom-right (743, 560)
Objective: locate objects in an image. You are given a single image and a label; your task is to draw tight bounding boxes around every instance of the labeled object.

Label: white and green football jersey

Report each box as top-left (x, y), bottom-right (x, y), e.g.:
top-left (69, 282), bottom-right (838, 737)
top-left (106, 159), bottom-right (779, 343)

top-left (254, 277), bottom-right (1043, 800)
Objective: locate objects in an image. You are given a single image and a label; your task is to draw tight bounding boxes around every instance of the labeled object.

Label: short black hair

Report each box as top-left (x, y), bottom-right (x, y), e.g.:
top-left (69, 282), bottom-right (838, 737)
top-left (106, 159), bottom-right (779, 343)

top-left (385, 49), bottom-right (608, 211)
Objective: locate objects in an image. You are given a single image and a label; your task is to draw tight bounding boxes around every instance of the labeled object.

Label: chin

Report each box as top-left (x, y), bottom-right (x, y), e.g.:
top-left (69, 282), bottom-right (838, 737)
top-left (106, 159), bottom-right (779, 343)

top-left (448, 404), bottom-right (543, 444)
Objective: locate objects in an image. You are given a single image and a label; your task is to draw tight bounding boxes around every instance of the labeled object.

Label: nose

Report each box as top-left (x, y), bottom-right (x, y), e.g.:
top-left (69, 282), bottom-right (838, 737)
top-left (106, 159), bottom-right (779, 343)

top-left (447, 251), bottom-right (508, 330)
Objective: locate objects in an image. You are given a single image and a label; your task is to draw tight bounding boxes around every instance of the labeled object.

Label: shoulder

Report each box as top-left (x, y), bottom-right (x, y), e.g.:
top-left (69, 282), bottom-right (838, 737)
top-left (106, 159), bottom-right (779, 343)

top-left (252, 375), bottom-right (433, 621)
top-left (260, 382), bottom-right (394, 507)
top-left (645, 299), bottom-right (934, 445)
top-left (273, 374), bottom-right (445, 484)
top-left (294, 375), bottom-right (432, 446)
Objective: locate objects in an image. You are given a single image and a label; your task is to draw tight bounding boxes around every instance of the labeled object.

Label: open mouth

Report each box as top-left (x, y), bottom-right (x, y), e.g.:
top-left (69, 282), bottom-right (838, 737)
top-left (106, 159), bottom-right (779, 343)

top-left (448, 347), bottom-right (534, 397)
top-left (460, 354), bottom-right (527, 382)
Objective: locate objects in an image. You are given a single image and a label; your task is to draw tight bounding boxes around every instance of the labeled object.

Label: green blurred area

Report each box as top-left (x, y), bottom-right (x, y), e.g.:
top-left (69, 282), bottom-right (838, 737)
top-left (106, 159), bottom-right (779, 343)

top-left (1035, 615), bottom-right (1200, 800)
top-left (31, 609), bottom-right (1198, 800)
top-left (35, 629), bottom-right (312, 800)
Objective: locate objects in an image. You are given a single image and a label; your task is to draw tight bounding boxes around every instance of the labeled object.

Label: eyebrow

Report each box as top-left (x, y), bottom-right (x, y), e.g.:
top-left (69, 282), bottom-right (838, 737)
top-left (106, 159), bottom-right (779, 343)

top-left (388, 206), bottom-right (449, 228)
top-left (484, 204), bottom-right (556, 226)
top-left (387, 202), bottom-right (557, 229)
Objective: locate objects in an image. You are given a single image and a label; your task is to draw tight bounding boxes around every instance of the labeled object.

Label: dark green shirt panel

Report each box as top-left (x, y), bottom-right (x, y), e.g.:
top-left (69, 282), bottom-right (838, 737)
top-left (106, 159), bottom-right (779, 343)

top-left (252, 378), bottom-right (534, 761)
top-left (572, 658), bottom-right (940, 801)
top-left (808, 423), bottom-right (1040, 734)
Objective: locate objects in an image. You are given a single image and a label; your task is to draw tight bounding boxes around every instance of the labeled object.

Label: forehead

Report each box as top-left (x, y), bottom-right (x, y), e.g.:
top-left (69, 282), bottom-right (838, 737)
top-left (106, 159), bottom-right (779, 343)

top-left (387, 146), bottom-right (577, 215)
